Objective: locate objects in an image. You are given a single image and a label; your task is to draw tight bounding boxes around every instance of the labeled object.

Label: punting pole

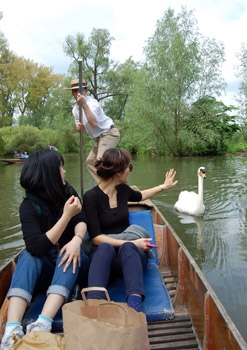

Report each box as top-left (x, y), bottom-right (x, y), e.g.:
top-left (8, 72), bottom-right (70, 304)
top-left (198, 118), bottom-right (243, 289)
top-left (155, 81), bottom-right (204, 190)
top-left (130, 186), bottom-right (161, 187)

top-left (78, 59), bottom-right (84, 197)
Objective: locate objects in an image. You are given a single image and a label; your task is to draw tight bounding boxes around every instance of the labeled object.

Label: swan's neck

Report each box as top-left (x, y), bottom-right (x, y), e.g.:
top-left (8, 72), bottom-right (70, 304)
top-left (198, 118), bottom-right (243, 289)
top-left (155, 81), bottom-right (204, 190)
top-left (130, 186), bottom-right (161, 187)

top-left (196, 175), bottom-right (204, 208)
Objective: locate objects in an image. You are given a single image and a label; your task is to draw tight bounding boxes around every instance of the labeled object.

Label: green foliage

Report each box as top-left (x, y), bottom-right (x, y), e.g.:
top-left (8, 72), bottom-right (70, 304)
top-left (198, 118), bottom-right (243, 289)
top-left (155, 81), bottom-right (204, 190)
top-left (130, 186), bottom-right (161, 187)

top-left (0, 32), bottom-right (17, 127)
top-left (227, 142), bottom-right (247, 153)
top-left (0, 134), bottom-right (4, 154)
top-left (0, 125), bottom-right (81, 155)
top-left (63, 29), bottom-right (139, 121)
top-left (236, 43), bottom-right (247, 119)
top-left (64, 28), bottom-right (115, 102)
top-left (125, 7), bottom-right (231, 156)
top-left (183, 96), bottom-right (240, 154)
top-left (0, 7), bottom-right (244, 156)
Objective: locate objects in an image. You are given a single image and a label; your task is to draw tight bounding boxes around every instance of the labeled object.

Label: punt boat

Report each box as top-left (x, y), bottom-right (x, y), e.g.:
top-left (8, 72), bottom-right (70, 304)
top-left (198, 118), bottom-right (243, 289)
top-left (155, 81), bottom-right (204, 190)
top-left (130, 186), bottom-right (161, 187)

top-left (0, 199), bottom-right (246, 349)
top-left (0, 159), bottom-right (26, 164)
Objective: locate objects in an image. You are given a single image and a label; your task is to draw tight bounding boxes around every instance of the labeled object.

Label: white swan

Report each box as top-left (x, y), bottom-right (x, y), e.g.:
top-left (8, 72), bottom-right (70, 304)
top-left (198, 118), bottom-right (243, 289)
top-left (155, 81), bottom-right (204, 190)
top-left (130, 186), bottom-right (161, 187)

top-left (174, 166), bottom-right (206, 216)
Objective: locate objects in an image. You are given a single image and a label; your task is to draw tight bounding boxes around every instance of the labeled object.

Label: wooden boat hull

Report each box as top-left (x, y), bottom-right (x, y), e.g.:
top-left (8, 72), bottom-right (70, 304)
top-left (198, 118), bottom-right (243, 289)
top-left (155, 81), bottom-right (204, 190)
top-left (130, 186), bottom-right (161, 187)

top-left (0, 200), bottom-right (246, 349)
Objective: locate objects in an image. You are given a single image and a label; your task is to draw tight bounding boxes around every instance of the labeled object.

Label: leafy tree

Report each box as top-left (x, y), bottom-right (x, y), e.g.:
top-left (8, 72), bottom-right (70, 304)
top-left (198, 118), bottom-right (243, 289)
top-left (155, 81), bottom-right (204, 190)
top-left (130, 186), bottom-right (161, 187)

top-left (63, 29), bottom-right (138, 120)
top-left (236, 43), bottom-right (247, 121)
top-left (0, 31), bottom-right (18, 127)
top-left (184, 96), bottom-right (239, 154)
top-left (0, 125), bottom-right (80, 155)
top-left (126, 7), bottom-right (226, 155)
top-left (102, 58), bottom-right (140, 119)
top-left (63, 28), bottom-right (116, 101)
top-left (14, 58), bottom-right (62, 128)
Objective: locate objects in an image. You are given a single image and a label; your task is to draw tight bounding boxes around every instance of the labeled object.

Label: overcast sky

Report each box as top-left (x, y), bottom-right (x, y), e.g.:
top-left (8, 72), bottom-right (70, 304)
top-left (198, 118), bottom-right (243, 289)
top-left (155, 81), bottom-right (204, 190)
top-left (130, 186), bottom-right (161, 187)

top-left (1, 0), bottom-right (247, 106)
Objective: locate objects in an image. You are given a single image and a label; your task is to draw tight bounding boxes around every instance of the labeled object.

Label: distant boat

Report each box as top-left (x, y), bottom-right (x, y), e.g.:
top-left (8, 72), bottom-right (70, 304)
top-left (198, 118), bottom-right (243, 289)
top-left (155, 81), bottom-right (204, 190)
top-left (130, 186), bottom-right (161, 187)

top-left (0, 152), bottom-right (29, 164)
top-left (0, 158), bottom-right (26, 164)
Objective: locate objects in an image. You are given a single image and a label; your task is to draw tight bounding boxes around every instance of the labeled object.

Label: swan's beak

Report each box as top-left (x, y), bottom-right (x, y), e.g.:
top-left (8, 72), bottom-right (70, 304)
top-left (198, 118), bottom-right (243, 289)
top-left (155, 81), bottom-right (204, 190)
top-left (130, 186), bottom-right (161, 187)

top-left (200, 169), bottom-right (206, 179)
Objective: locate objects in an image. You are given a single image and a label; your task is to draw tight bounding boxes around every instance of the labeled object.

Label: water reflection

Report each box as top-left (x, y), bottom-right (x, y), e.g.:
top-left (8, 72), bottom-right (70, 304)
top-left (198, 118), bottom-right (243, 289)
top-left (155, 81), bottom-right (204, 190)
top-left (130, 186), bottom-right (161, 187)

top-left (176, 213), bottom-right (204, 251)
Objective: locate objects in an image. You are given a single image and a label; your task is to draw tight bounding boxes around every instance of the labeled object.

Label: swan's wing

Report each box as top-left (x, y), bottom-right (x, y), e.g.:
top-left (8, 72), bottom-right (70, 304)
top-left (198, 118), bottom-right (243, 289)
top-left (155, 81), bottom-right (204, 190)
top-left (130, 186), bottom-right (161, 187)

top-left (175, 191), bottom-right (198, 204)
top-left (174, 191), bottom-right (199, 213)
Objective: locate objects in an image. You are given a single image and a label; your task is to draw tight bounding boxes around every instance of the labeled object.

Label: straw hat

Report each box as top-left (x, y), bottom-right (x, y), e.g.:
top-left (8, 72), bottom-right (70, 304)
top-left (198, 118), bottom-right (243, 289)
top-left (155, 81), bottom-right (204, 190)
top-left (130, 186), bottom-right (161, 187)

top-left (67, 79), bottom-right (90, 90)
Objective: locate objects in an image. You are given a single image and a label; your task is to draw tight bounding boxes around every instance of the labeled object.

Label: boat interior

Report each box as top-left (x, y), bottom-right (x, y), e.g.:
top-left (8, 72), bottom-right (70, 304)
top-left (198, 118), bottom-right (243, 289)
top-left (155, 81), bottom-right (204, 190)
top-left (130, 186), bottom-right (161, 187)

top-left (1, 201), bottom-right (246, 349)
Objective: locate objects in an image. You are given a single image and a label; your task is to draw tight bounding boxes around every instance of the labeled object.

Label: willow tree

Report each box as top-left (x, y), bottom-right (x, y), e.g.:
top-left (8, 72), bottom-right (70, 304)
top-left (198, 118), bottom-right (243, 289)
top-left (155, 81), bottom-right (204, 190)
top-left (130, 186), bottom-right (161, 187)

top-left (63, 28), bottom-right (115, 101)
top-left (236, 43), bottom-right (247, 121)
top-left (63, 29), bottom-right (139, 120)
top-left (126, 6), bottom-right (226, 155)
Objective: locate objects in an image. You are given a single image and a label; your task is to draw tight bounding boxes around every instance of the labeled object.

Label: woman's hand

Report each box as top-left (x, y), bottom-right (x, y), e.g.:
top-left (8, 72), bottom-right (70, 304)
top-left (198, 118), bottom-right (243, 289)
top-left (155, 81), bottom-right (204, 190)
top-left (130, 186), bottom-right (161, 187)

top-left (58, 237), bottom-right (81, 273)
top-left (63, 195), bottom-right (82, 219)
top-left (163, 169), bottom-right (178, 189)
top-left (131, 238), bottom-right (152, 252)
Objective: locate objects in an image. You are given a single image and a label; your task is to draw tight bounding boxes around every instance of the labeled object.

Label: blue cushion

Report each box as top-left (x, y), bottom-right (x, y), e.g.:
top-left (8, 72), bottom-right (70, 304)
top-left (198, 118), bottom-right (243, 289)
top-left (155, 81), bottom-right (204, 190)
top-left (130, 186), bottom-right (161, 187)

top-left (129, 210), bottom-right (158, 264)
top-left (23, 263), bottom-right (174, 330)
top-left (107, 263), bottom-right (174, 322)
top-left (23, 210), bottom-right (174, 330)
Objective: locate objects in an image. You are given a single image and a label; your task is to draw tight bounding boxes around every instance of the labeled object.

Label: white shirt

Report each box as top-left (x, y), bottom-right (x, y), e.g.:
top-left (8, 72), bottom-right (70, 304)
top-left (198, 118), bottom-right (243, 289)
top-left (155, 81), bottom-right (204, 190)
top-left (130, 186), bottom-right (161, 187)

top-left (72, 95), bottom-right (114, 138)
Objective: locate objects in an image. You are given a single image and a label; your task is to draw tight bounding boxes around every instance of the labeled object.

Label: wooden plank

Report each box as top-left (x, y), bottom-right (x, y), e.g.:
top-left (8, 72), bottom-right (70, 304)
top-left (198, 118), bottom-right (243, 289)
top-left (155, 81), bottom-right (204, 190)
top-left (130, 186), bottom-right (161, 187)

top-left (149, 339), bottom-right (199, 349)
top-left (203, 292), bottom-right (247, 349)
top-left (148, 315), bottom-right (199, 350)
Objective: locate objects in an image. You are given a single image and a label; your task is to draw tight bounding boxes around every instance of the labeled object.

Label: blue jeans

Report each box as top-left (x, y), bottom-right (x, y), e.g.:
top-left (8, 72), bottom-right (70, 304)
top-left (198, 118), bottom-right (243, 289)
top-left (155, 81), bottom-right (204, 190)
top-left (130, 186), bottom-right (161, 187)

top-left (7, 248), bottom-right (89, 304)
top-left (87, 242), bottom-right (148, 300)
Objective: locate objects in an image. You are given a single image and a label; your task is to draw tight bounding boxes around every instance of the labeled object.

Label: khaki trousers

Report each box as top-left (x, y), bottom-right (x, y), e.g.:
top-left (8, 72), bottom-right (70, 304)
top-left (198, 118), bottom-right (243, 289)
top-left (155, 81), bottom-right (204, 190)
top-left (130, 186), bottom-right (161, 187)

top-left (86, 127), bottom-right (120, 182)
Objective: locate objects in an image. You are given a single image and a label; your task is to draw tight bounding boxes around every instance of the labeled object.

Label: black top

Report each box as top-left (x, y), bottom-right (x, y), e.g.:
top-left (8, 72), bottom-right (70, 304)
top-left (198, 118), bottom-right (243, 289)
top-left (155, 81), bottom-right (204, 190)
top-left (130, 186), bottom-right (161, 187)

top-left (19, 185), bottom-right (87, 257)
top-left (83, 184), bottom-right (142, 238)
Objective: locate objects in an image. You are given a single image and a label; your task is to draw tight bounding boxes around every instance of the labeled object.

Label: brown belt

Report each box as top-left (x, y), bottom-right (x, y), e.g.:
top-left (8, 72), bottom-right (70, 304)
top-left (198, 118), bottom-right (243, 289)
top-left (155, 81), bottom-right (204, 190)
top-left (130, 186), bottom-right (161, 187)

top-left (96, 125), bottom-right (115, 140)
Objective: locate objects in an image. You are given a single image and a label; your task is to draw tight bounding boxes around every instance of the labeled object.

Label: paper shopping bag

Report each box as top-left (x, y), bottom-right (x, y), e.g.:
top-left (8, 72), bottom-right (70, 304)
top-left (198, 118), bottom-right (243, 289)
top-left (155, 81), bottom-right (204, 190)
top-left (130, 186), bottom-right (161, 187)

top-left (62, 287), bottom-right (150, 350)
top-left (10, 331), bottom-right (65, 350)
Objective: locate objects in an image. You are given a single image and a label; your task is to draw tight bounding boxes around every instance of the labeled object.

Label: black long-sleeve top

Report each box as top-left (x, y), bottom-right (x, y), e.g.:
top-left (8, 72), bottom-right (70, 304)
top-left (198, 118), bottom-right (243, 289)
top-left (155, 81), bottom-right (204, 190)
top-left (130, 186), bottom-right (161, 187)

top-left (83, 184), bottom-right (142, 239)
top-left (19, 186), bottom-right (87, 257)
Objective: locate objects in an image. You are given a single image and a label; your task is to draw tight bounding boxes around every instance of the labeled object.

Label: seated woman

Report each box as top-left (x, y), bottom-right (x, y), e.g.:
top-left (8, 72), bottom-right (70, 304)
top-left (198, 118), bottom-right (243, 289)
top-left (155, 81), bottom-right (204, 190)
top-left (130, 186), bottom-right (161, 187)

top-left (82, 148), bottom-right (178, 312)
top-left (1, 150), bottom-right (88, 350)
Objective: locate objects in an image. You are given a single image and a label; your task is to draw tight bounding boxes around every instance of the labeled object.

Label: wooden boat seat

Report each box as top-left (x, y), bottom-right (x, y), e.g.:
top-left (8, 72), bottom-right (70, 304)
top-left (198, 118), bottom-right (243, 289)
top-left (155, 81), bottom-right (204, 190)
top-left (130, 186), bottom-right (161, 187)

top-left (23, 210), bottom-right (174, 331)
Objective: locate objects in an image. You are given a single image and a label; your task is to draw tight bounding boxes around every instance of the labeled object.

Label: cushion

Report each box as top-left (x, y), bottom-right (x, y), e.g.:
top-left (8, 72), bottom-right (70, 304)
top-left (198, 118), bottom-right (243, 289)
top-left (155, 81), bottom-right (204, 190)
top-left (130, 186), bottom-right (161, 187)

top-left (129, 210), bottom-right (158, 264)
top-left (107, 263), bottom-right (174, 322)
top-left (23, 210), bottom-right (174, 330)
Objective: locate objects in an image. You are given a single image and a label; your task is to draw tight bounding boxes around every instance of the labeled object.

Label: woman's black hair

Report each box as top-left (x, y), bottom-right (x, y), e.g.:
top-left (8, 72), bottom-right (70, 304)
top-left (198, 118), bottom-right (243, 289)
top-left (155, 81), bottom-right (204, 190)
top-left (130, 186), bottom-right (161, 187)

top-left (20, 149), bottom-right (68, 210)
top-left (95, 148), bottom-right (131, 180)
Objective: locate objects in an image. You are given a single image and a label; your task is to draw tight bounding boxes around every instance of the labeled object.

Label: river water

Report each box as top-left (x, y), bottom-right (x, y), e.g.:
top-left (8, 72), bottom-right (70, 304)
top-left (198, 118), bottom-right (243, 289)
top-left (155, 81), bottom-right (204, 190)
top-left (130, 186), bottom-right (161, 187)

top-left (1, 153), bottom-right (247, 341)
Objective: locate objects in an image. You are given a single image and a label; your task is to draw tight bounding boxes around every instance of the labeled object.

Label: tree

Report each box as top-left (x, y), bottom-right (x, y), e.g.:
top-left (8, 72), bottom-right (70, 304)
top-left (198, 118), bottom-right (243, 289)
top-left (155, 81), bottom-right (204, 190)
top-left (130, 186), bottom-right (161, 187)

top-left (184, 96), bottom-right (239, 154)
top-left (236, 43), bottom-right (247, 121)
top-left (63, 29), bottom-right (138, 120)
top-left (63, 28), bottom-right (116, 101)
top-left (13, 58), bottom-right (62, 128)
top-left (0, 32), bottom-right (63, 128)
top-left (102, 58), bottom-right (140, 120)
top-left (126, 7), bottom-right (226, 155)
top-left (0, 31), bottom-right (18, 127)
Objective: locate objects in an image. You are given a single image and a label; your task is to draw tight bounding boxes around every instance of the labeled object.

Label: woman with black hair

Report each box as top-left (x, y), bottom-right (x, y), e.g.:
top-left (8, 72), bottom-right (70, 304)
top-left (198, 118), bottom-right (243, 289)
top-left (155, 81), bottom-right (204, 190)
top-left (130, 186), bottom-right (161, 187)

top-left (1, 150), bottom-right (88, 350)
top-left (83, 148), bottom-right (177, 313)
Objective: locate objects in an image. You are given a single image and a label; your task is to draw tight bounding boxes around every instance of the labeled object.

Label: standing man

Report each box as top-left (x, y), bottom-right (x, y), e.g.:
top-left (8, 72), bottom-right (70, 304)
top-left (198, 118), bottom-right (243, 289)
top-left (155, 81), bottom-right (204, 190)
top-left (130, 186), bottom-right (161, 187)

top-left (68, 79), bottom-right (120, 183)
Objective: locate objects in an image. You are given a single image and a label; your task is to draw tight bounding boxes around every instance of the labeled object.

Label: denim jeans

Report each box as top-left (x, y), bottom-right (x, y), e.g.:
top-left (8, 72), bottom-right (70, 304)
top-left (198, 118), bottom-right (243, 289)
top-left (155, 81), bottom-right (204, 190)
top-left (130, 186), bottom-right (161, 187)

top-left (87, 242), bottom-right (148, 300)
top-left (7, 248), bottom-right (89, 304)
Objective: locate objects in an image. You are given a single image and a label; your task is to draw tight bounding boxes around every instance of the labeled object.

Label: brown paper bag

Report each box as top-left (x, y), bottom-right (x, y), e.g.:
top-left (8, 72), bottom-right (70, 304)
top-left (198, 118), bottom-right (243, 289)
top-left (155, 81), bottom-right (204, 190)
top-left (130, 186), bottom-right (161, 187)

top-left (62, 287), bottom-right (150, 350)
top-left (10, 331), bottom-right (65, 350)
